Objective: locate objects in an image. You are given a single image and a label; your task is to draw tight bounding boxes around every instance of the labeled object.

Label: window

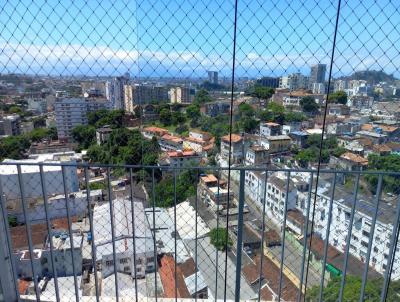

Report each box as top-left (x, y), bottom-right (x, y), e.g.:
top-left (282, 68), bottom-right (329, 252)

top-left (136, 258), bottom-right (143, 265)
top-left (362, 230), bottom-right (370, 237)
top-left (124, 266), bottom-right (130, 272)
top-left (105, 260), bottom-right (114, 266)
top-left (136, 267), bottom-right (142, 273)
top-left (120, 258), bottom-right (128, 264)
top-left (147, 257), bottom-right (155, 263)
top-left (361, 241), bottom-right (368, 248)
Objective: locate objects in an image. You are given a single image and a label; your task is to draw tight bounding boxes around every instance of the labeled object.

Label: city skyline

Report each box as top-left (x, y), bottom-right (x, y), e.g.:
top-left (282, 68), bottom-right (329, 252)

top-left (0, 0), bottom-right (399, 77)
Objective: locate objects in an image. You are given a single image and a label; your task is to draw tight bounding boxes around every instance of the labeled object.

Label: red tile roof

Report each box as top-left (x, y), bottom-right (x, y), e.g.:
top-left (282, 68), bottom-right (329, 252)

top-left (221, 134), bottom-right (242, 143)
top-left (159, 255), bottom-right (191, 298)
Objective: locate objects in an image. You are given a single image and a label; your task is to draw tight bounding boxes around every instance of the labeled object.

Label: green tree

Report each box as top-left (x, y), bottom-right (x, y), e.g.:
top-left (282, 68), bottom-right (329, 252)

top-left (159, 108), bottom-right (172, 126)
top-left (300, 96), bottom-right (319, 114)
top-left (71, 125), bottom-right (96, 149)
top-left (186, 104), bottom-right (201, 119)
top-left (209, 228), bottom-right (232, 251)
top-left (249, 85), bottom-right (274, 102)
top-left (306, 276), bottom-right (400, 302)
top-left (171, 111), bottom-right (186, 125)
top-left (28, 128), bottom-right (51, 142)
top-left (194, 89), bottom-right (212, 104)
top-left (0, 135), bottom-right (31, 160)
top-left (8, 216), bottom-right (18, 227)
top-left (238, 103), bottom-right (254, 117)
top-left (365, 154), bottom-right (400, 194)
top-left (328, 90), bottom-right (348, 105)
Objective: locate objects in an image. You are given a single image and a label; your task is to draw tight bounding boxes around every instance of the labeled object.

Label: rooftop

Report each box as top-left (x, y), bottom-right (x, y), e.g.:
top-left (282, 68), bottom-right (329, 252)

top-left (340, 152), bottom-right (368, 165)
top-left (221, 133), bottom-right (242, 143)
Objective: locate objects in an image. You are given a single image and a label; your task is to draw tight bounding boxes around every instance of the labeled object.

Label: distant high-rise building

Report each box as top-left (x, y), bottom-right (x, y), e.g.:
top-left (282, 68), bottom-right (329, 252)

top-left (170, 87), bottom-right (192, 103)
top-left (123, 84), bottom-right (134, 113)
top-left (309, 64), bottom-right (327, 86)
top-left (279, 73), bottom-right (308, 90)
top-left (207, 71), bottom-right (218, 84)
top-left (105, 75), bottom-right (129, 109)
top-left (55, 97), bottom-right (110, 142)
top-left (312, 83), bottom-right (325, 94)
top-left (0, 115), bottom-right (21, 136)
top-left (256, 77), bottom-right (280, 88)
top-left (334, 80), bottom-right (348, 91)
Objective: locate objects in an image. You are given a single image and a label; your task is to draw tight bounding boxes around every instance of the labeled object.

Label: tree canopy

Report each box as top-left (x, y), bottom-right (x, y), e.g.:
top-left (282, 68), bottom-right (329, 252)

top-left (209, 228), bottom-right (232, 251)
top-left (365, 154), bottom-right (400, 194)
top-left (300, 96), bottom-right (319, 114)
top-left (306, 276), bottom-right (400, 302)
top-left (328, 91), bottom-right (348, 105)
top-left (194, 89), bottom-right (212, 104)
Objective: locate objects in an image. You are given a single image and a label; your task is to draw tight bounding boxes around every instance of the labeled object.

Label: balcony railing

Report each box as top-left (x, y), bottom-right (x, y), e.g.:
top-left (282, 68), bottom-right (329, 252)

top-left (0, 162), bottom-right (399, 302)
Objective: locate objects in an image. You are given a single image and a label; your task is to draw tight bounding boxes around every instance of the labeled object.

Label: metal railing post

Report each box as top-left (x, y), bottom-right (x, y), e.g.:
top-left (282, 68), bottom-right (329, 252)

top-left (39, 164), bottom-right (60, 302)
top-left (318, 172), bottom-right (337, 301)
top-left (359, 175), bottom-right (383, 302)
top-left (17, 165), bottom-right (40, 301)
top-left (338, 173), bottom-right (361, 301)
top-left (234, 169), bottom-right (245, 302)
top-left (129, 168), bottom-right (139, 302)
top-left (61, 166), bottom-right (79, 302)
top-left (380, 193), bottom-right (400, 302)
top-left (297, 172), bottom-right (314, 302)
top-left (84, 167), bottom-right (100, 302)
top-left (106, 167), bottom-right (119, 301)
top-left (278, 171), bottom-right (291, 301)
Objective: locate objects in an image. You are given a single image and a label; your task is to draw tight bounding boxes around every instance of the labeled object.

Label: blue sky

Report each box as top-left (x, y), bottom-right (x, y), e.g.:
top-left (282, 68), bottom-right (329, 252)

top-left (0, 0), bottom-right (399, 78)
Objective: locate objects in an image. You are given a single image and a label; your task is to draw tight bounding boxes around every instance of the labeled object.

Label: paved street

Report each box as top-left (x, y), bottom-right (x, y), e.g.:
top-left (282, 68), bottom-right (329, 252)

top-left (226, 177), bottom-right (322, 287)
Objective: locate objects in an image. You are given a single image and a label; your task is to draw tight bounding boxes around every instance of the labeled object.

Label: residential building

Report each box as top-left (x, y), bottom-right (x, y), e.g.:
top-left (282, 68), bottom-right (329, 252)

top-left (207, 71), bottom-right (218, 84)
top-left (260, 122), bottom-right (281, 137)
top-left (170, 87), bottom-right (192, 103)
top-left (183, 130), bottom-right (215, 156)
top-left (0, 114), bottom-right (21, 136)
top-left (260, 135), bottom-right (291, 154)
top-left (27, 98), bottom-right (48, 114)
top-left (312, 82), bottom-right (325, 94)
top-left (123, 84), bottom-right (134, 113)
top-left (313, 179), bottom-right (400, 279)
top-left (54, 97), bottom-right (110, 141)
top-left (330, 152), bottom-right (368, 171)
top-left (93, 199), bottom-right (154, 279)
top-left (20, 121), bottom-right (34, 134)
top-left (256, 77), bottom-right (280, 88)
top-left (200, 101), bottom-right (230, 117)
top-left (14, 233), bottom-right (83, 279)
top-left (334, 80), bottom-right (348, 92)
top-left (357, 130), bottom-right (388, 144)
top-left (158, 150), bottom-right (202, 171)
top-left (289, 131), bottom-right (309, 148)
top-left (220, 134), bottom-right (243, 164)
top-left (0, 153), bottom-right (79, 206)
top-left (125, 84), bottom-right (169, 104)
top-left (309, 64), bottom-right (326, 86)
top-left (328, 104), bottom-right (350, 116)
top-left (105, 75), bottom-right (129, 109)
top-left (198, 174), bottom-right (232, 210)
top-left (279, 73), bottom-right (309, 90)
top-left (159, 134), bottom-right (184, 151)
top-left (142, 126), bottom-right (169, 140)
top-left (96, 126), bottom-right (113, 145)
top-left (245, 145), bottom-right (269, 166)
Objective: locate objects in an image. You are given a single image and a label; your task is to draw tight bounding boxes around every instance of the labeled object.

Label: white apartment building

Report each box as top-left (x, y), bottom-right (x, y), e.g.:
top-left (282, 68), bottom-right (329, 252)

top-left (15, 233), bottom-right (83, 279)
top-left (0, 114), bottom-right (21, 136)
top-left (312, 180), bottom-right (400, 280)
top-left (279, 73), bottom-right (309, 90)
top-left (220, 134), bottom-right (243, 164)
top-left (312, 82), bottom-right (325, 94)
top-left (105, 76), bottom-right (129, 109)
top-left (170, 87), bottom-right (192, 103)
top-left (244, 171), bottom-right (297, 227)
top-left (54, 97), bottom-right (110, 141)
top-left (93, 199), bottom-right (154, 279)
top-left (0, 153), bottom-right (79, 206)
top-left (123, 84), bottom-right (134, 113)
